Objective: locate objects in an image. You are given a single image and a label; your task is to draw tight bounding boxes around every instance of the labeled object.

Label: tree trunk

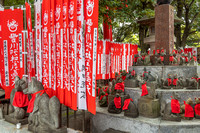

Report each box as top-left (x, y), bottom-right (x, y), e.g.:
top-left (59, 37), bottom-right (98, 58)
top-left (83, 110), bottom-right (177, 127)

top-left (139, 25), bottom-right (149, 53)
top-left (0, 0), bottom-right (4, 6)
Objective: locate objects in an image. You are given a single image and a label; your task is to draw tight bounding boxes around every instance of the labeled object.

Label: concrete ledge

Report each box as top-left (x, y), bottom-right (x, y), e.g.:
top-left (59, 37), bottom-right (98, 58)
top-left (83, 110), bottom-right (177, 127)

top-left (91, 106), bottom-right (200, 133)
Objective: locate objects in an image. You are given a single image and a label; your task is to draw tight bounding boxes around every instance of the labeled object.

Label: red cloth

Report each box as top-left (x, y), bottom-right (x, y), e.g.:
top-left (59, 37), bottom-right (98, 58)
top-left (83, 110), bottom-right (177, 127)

top-left (12, 91), bottom-right (29, 108)
top-left (171, 99), bottom-right (180, 113)
top-left (192, 77), bottom-right (199, 82)
top-left (193, 56), bottom-right (197, 62)
top-left (161, 49), bottom-right (164, 53)
top-left (184, 56), bottom-right (188, 62)
top-left (153, 50), bottom-right (155, 55)
top-left (104, 87), bottom-right (108, 93)
top-left (131, 70), bottom-right (135, 76)
top-left (122, 76), bottom-right (126, 81)
top-left (122, 98), bottom-right (133, 110)
top-left (142, 71), bottom-right (148, 77)
top-left (141, 82), bottom-right (148, 96)
top-left (157, 49), bottom-right (160, 54)
top-left (169, 56), bottom-right (174, 62)
top-left (115, 82), bottom-right (125, 92)
top-left (114, 97), bottom-right (121, 109)
top-left (160, 56), bottom-right (164, 62)
top-left (173, 78), bottom-right (178, 86)
top-left (27, 89), bottom-right (47, 113)
top-left (142, 56), bottom-right (145, 60)
top-left (134, 57), bottom-right (138, 62)
top-left (100, 93), bottom-right (108, 100)
top-left (167, 78), bottom-right (172, 86)
top-left (195, 104), bottom-right (200, 116)
top-left (184, 101), bottom-right (194, 118)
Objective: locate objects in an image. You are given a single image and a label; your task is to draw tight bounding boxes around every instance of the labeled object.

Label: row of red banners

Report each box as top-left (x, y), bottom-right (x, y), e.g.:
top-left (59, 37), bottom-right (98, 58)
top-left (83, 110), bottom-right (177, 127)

top-left (96, 40), bottom-right (138, 80)
top-left (0, 0), bottom-right (98, 115)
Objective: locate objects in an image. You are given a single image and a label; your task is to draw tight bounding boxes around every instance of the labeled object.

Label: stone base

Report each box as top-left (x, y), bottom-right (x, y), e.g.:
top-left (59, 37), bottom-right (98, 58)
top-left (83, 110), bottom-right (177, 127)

top-left (138, 97), bottom-right (160, 118)
top-left (124, 79), bottom-right (138, 88)
top-left (91, 106), bottom-right (200, 133)
top-left (4, 115), bottom-right (28, 125)
top-left (28, 125), bottom-right (68, 133)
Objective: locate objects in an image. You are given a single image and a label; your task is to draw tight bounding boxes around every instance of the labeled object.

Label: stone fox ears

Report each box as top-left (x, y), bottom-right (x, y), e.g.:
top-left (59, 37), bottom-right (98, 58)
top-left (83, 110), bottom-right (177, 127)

top-left (30, 77), bottom-right (44, 90)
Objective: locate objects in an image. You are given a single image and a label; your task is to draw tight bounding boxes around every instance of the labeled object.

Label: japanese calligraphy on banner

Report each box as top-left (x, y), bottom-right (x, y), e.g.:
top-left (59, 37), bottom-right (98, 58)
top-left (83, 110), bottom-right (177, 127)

top-left (85, 0), bottom-right (99, 115)
top-left (63, 0), bottom-right (71, 107)
top-left (0, 9), bottom-right (24, 99)
top-left (35, 0), bottom-right (42, 82)
top-left (26, 2), bottom-right (35, 81)
top-left (55, 0), bottom-right (64, 103)
top-left (77, 0), bottom-right (87, 110)
top-left (69, 0), bottom-right (77, 111)
top-left (42, 0), bottom-right (52, 97)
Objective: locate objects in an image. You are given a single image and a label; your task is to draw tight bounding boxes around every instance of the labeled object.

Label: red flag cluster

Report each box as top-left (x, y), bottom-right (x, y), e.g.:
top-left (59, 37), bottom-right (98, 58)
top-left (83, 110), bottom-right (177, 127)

top-left (96, 40), bottom-right (138, 80)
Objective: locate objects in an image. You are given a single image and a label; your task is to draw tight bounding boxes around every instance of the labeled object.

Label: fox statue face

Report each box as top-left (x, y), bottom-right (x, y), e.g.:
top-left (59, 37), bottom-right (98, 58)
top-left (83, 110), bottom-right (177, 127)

top-left (14, 76), bottom-right (28, 91)
top-left (23, 77), bottom-right (44, 94)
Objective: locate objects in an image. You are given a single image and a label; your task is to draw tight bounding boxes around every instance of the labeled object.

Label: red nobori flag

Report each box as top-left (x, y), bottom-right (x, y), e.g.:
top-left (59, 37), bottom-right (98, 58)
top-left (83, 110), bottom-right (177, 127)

top-left (26, 2), bottom-right (35, 81)
top-left (0, 9), bottom-right (24, 99)
top-left (96, 40), bottom-right (103, 80)
top-left (63, 0), bottom-right (71, 107)
top-left (69, 0), bottom-right (77, 110)
top-left (55, 0), bottom-right (64, 103)
top-left (77, 0), bottom-right (87, 110)
top-left (50, 0), bottom-right (56, 97)
top-left (35, 0), bottom-right (42, 83)
top-left (85, 0), bottom-right (99, 115)
top-left (42, 0), bottom-right (52, 97)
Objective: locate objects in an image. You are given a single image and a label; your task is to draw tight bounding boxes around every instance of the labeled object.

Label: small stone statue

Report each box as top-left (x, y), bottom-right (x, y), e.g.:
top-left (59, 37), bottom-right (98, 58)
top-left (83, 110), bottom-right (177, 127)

top-left (126, 69), bottom-right (137, 80)
top-left (172, 74), bottom-right (182, 89)
top-left (120, 70), bottom-right (128, 81)
top-left (180, 98), bottom-right (194, 120)
top-left (99, 91), bottom-right (108, 107)
top-left (161, 92), bottom-right (181, 121)
top-left (8, 76), bottom-right (29, 120)
top-left (140, 80), bottom-right (156, 99)
top-left (23, 77), bottom-right (62, 133)
top-left (157, 0), bottom-right (172, 5)
top-left (123, 94), bottom-right (138, 118)
top-left (169, 53), bottom-right (178, 65)
top-left (142, 67), bottom-right (149, 81)
top-left (124, 69), bottom-right (139, 88)
top-left (179, 53), bottom-right (186, 65)
top-left (133, 54), bottom-right (143, 66)
top-left (185, 74), bottom-right (199, 89)
top-left (188, 52), bottom-right (198, 66)
top-left (155, 50), bottom-right (166, 65)
top-left (194, 97), bottom-right (200, 119)
top-left (111, 72), bottom-right (120, 95)
top-left (108, 93), bottom-right (122, 114)
top-left (143, 53), bottom-right (151, 66)
top-left (161, 74), bottom-right (173, 89)
top-left (114, 78), bottom-right (125, 94)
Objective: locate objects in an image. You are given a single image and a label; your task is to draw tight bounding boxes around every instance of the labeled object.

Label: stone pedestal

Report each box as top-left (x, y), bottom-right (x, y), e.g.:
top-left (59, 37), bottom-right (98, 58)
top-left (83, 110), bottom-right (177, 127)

top-left (138, 97), bottom-right (160, 118)
top-left (155, 5), bottom-right (174, 55)
top-left (4, 115), bottom-right (28, 125)
top-left (124, 79), bottom-right (139, 88)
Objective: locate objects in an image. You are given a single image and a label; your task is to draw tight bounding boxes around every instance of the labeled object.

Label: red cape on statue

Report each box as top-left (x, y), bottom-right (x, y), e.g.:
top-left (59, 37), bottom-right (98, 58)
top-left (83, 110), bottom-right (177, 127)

top-left (27, 89), bottom-right (47, 113)
top-left (184, 101), bottom-right (194, 118)
top-left (141, 82), bottom-right (148, 96)
top-left (173, 78), bottom-right (178, 86)
top-left (171, 99), bottom-right (180, 113)
top-left (169, 56), bottom-right (174, 62)
top-left (131, 70), bottom-right (135, 76)
top-left (122, 76), bottom-right (126, 81)
top-left (115, 82), bottom-right (125, 92)
top-left (122, 98), bottom-right (133, 110)
top-left (167, 78), bottom-right (172, 86)
top-left (160, 56), bottom-right (164, 62)
top-left (13, 91), bottom-right (29, 108)
top-left (114, 97), bottom-right (121, 109)
top-left (195, 104), bottom-right (200, 116)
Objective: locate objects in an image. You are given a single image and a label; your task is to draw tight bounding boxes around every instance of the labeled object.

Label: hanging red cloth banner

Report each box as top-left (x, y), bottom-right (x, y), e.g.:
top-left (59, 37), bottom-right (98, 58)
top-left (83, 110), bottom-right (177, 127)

top-left (0, 9), bottom-right (24, 99)
top-left (110, 42), bottom-right (115, 78)
top-left (63, 0), bottom-right (71, 107)
top-left (55, 0), bottom-right (64, 103)
top-left (105, 40), bottom-right (110, 79)
top-left (26, 2), bottom-right (35, 81)
top-left (42, 0), bottom-right (52, 97)
top-left (85, 0), bottom-right (98, 114)
top-left (50, 0), bottom-right (56, 97)
top-left (96, 40), bottom-right (103, 80)
top-left (69, 0), bottom-right (77, 110)
top-left (77, 0), bottom-right (87, 110)
top-left (35, 0), bottom-right (42, 83)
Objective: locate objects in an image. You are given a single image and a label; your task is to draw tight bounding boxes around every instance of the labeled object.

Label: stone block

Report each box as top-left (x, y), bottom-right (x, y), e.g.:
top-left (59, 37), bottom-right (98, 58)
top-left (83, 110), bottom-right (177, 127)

top-left (124, 79), bottom-right (138, 88)
top-left (138, 97), bottom-right (160, 118)
top-left (4, 115), bottom-right (28, 125)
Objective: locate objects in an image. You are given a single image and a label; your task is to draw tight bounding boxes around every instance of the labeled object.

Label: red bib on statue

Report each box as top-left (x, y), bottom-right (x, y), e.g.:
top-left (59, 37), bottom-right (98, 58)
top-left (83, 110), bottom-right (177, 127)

top-left (195, 104), bottom-right (200, 116)
top-left (13, 91), bottom-right (29, 108)
top-left (141, 83), bottom-right (148, 96)
top-left (114, 97), bottom-right (121, 109)
top-left (122, 76), bottom-right (126, 81)
top-left (171, 99), bottom-right (180, 113)
top-left (173, 78), bottom-right (178, 86)
top-left (115, 82), bottom-right (125, 92)
top-left (122, 98), bottom-right (133, 110)
top-left (184, 102), bottom-right (194, 118)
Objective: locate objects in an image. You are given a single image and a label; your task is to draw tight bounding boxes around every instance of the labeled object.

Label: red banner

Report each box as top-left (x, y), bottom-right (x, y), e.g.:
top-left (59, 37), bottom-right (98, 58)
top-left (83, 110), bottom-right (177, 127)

top-left (26, 2), bottom-right (35, 81)
top-left (0, 9), bottom-right (24, 99)
top-left (63, 0), bottom-right (71, 107)
top-left (85, 0), bottom-right (99, 114)
top-left (69, 0), bottom-right (77, 110)
top-left (55, 0), bottom-right (64, 103)
top-left (42, 0), bottom-right (52, 97)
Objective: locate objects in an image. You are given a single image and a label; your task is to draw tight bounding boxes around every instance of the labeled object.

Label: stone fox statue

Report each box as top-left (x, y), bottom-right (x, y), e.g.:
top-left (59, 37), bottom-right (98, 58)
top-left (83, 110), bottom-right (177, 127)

top-left (23, 77), bottom-right (60, 133)
top-left (157, 0), bottom-right (172, 5)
